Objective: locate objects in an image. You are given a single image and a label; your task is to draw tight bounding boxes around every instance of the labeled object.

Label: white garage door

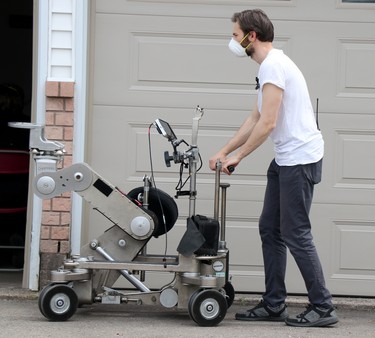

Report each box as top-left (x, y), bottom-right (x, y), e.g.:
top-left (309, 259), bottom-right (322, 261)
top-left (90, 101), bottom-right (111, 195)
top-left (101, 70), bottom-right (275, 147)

top-left (85, 0), bottom-right (375, 296)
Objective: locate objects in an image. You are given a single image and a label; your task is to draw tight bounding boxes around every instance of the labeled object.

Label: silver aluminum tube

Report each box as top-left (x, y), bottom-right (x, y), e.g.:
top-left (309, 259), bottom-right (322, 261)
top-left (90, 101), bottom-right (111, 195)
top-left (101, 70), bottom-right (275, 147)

top-left (95, 246), bottom-right (150, 292)
top-left (220, 183), bottom-right (230, 242)
top-left (213, 160), bottom-right (221, 221)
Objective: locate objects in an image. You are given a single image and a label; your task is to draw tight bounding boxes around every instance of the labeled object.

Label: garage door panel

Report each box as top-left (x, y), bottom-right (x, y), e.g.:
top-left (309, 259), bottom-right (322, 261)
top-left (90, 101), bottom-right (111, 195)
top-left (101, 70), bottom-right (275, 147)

top-left (95, 0), bottom-right (297, 21)
top-left (133, 33), bottom-right (290, 98)
top-left (93, 14), bottom-right (250, 108)
top-left (315, 113), bottom-right (375, 205)
top-left (276, 21), bottom-right (375, 114)
top-left (226, 221), bottom-right (263, 267)
top-left (89, 105), bottom-right (156, 183)
top-left (334, 221), bottom-right (375, 271)
top-left (337, 38), bottom-right (375, 98)
top-left (336, 131), bottom-right (375, 184)
top-left (316, 204), bottom-right (375, 296)
top-left (89, 106), bottom-right (134, 183)
top-left (136, 34), bottom-right (242, 85)
top-left (89, 2), bottom-right (375, 296)
top-left (89, 105), bottom-right (272, 183)
top-left (90, 105), bottom-right (274, 192)
top-left (93, 14), bottom-right (295, 110)
top-left (233, 204), bottom-right (375, 295)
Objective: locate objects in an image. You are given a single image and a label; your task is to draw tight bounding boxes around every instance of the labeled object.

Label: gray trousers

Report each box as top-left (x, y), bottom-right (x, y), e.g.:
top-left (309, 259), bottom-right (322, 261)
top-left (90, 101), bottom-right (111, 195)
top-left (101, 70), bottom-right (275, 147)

top-left (259, 159), bottom-right (332, 308)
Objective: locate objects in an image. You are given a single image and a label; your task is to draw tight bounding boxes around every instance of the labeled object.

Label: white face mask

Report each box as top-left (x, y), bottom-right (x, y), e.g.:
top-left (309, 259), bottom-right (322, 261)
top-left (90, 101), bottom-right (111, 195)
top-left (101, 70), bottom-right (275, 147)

top-left (228, 33), bottom-right (251, 57)
top-left (228, 38), bottom-right (248, 57)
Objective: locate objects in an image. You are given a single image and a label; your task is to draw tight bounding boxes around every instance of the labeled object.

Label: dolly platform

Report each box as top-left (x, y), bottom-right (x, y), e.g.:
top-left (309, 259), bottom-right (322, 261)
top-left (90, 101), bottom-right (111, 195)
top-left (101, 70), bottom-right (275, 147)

top-left (11, 106), bottom-right (234, 326)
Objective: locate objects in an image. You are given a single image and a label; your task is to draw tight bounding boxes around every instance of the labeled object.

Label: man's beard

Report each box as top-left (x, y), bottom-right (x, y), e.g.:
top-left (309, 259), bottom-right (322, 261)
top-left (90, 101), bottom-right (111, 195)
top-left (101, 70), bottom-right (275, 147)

top-left (246, 46), bottom-right (255, 58)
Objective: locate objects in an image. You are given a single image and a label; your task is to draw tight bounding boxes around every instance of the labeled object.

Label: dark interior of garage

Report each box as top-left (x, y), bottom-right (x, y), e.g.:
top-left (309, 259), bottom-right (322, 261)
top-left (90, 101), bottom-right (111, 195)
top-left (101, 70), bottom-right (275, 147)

top-left (0, 0), bottom-right (33, 282)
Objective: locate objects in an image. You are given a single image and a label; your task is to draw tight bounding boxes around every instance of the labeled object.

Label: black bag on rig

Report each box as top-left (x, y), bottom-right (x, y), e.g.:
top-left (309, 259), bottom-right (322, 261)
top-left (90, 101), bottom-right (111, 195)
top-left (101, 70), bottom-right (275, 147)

top-left (193, 215), bottom-right (219, 256)
top-left (177, 214), bottom-right (220, 257)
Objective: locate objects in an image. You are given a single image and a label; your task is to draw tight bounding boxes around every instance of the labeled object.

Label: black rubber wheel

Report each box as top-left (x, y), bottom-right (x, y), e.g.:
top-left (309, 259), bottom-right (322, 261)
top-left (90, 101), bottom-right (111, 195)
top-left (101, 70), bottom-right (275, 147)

top-left (222, 282), bottom-right (235, 308)
top-left (38, 284), bottom-right (78, 321)
top-left (188, 289), bottom-right (200, 324)
top-left (127, 186), bottom-right (178, 237)
top-left (188, 289), bottom-right (227, 326)
top-left (38, 283), bottom-right (57, 317)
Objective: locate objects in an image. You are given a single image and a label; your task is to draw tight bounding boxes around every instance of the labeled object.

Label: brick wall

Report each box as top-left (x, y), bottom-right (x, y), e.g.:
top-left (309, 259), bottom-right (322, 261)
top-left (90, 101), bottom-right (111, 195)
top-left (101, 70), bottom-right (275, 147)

top-left (39, 81), bottom-right (75, 288)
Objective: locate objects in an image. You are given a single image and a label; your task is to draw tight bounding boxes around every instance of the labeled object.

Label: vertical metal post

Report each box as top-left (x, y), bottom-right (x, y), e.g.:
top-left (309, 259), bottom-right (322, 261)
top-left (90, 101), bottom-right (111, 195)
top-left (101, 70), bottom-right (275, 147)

top-left (188, 106), bottom-right (204, 217)
top-left (220, 183), bottom-right (230, 243)
top-left (188, 146), bottom-right (198, 218)
top-left (140, 176), bottom-right (150, 281)
top-left (142, 175), bottom-right (150, 209)
top-left (214, 160), bottom-right (230, 250)
top-left (213, 160), bottom-right (221, 221)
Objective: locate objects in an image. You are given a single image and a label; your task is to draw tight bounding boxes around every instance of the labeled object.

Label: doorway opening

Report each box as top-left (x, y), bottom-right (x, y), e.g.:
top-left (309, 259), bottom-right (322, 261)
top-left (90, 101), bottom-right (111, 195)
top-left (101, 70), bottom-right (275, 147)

top-left (0, 0), bottom-right (33, 286)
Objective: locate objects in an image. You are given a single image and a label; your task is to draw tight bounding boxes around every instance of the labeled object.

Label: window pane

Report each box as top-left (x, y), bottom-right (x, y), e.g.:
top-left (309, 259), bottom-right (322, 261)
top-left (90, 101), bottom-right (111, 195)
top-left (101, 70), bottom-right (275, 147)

top-left (342, 0), bottom-right (375, 3)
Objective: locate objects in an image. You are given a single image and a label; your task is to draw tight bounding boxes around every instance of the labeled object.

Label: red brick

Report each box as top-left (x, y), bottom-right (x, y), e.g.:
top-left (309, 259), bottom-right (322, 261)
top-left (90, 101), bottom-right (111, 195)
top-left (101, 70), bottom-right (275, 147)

top-left (60, 82), bottom-right (75, 98)
top-left (55, 112), bottom-right (73, 126)
top-left (64, 126), bottom-right (74, 141)
top-left (61, 212), bottom-right (71, 225)
top-left (45, 112), bottom-right (55, 125)
top-left (45, 126), bottom-right (64, 140)
top-left (52, 197), bottom-right (71, 212)
top-left (51, 226), bottom-right (70, 240)
top-left (40, 239), bottom-right (59, 253)
top-left (42, 80), bottom-right (76, 257)
top-left (45, 81), bottom-right (59, 97)
top-left (64, 98), bottom-right (74, 112)
top-left (42, 211), bottom-right (60, 225)
top-left (40, 226), bottom-right (51, 240)
top-left (46, 97), bottom-right (64, 111)
top-left (61, 191), bottom-right (72, 198)
top-left (63, 141), bottom-right (73, 155)
top-left (42, 200), bottom-right (52, 211)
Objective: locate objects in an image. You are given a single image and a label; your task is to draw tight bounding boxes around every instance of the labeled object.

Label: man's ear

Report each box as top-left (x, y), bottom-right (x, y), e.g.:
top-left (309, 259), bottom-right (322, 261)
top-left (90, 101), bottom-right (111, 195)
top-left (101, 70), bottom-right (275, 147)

top-left (249, 31), bottom-right (256, 42)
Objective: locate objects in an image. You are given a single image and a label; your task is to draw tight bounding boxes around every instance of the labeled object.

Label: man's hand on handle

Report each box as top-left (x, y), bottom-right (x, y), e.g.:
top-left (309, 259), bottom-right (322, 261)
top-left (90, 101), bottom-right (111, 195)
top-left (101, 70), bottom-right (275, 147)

top-left (209, 152), bottom-right (239, 175)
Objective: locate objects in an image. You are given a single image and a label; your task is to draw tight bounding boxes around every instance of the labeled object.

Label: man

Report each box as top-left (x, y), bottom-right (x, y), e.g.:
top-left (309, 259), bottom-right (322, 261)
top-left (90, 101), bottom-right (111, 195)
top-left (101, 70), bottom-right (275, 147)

top-left (209, 9), bottom-right (338, 327)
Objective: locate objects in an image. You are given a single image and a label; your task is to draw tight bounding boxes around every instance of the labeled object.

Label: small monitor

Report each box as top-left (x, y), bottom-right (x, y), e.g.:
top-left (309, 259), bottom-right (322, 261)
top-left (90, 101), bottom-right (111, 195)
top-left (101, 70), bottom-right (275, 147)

top-left (154, 119), bottom-right (177, 142)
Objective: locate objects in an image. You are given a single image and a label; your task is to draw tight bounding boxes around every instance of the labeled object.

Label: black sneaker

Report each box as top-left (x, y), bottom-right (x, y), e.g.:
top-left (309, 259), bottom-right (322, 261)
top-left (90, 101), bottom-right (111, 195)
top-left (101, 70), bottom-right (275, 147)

top-left (285, 304), bottom-right (338, 327)
top-left (235, 300), bottom-right (288, 321)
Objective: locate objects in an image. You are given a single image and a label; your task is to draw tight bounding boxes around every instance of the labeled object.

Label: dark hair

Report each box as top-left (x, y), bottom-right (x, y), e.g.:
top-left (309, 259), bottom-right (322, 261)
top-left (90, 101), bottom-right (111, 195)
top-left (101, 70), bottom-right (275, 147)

top-left (231, 9), bottom-right (274, 42)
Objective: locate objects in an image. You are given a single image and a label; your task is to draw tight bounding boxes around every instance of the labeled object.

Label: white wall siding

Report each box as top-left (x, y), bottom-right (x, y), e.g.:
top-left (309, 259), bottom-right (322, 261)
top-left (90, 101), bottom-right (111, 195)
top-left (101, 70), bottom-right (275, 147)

top-left (48, 0), bottom-right (75, 81)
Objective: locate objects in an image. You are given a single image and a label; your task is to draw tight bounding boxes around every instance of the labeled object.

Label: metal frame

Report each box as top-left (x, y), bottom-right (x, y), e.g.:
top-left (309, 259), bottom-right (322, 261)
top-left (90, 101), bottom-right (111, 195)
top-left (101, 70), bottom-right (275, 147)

top-left (11, 107), bottom-right (233, 326)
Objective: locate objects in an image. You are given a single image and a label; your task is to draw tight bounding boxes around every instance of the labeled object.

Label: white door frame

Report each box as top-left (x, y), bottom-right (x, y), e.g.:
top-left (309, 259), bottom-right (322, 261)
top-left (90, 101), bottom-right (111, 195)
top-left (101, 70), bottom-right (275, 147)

top-left (28, 0), bottom-right (89, 290)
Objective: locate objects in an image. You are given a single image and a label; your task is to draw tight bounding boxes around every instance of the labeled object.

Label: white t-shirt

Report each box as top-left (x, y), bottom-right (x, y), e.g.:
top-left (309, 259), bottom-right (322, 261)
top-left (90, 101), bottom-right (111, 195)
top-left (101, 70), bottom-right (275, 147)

top-left (257, 49), bottom-right (324, 166)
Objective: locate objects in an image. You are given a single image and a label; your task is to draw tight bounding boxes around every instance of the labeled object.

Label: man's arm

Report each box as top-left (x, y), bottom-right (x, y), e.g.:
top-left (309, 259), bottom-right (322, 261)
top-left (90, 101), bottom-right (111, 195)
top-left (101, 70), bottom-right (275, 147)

top-left (222, 83), bottom-right (283, 174)
top-left (209, 102), bottom-right (260, 170)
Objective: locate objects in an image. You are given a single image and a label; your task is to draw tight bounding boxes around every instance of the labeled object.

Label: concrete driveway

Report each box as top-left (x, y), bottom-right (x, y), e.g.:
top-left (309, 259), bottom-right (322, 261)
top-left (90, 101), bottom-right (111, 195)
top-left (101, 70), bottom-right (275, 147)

top-left (1, 297), bottom-right (374, 338)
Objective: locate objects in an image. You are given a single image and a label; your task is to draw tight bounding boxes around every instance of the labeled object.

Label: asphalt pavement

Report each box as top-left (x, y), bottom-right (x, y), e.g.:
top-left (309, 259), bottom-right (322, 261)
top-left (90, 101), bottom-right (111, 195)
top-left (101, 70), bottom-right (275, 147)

top-left (0, 283), bottom-right (374, 338)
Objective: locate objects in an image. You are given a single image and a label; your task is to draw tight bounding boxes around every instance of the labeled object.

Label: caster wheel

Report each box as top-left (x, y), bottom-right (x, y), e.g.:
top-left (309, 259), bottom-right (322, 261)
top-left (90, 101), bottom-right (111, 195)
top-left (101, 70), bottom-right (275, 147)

top-left (188, 289), bottom-right (227, 326)
top-left (38, 283), bottom-right (57, 317)
top-left (38, 284), bottom-right (78, 321)
top-left (221, 282), bottom-right (235, 308)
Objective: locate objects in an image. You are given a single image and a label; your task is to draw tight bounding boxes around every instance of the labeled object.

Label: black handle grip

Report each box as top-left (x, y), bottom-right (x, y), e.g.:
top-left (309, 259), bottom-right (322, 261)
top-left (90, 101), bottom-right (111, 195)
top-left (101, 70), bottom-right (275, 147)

top-left (227, 165), bottom-right (235, 173)
top-left (164, 151), bottom-right (173, 167)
